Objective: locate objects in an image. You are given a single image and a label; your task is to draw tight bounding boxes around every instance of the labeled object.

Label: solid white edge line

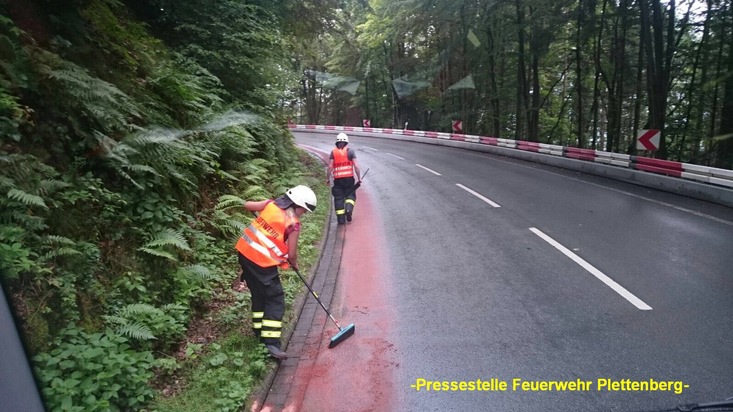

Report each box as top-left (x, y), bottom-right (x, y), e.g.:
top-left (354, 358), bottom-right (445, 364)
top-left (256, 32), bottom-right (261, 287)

top-left (386, 152), bottom-right (405, 160)
top-left (529, 227), bottom-right (652, 310)
top-left (456, 183), bottom-right (501, 208)
top-left (415, 164), bottom-right (442, 176)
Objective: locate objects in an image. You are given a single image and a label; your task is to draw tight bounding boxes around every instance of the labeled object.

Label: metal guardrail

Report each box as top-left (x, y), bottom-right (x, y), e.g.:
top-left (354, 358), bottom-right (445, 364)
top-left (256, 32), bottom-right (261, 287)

top-left (290, 124), bottom-right (733, 207)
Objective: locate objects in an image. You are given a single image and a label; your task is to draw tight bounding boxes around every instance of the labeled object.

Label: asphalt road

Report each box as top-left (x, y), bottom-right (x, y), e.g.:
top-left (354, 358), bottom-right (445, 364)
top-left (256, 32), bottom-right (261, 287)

top-left (294, 131), bottom-right (733, 412)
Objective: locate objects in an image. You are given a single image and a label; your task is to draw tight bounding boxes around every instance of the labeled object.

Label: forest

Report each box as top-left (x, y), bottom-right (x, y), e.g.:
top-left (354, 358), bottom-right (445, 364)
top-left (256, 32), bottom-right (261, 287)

top-left (296, 0), bottom-right (733, 166)
top-left (1, 0), bottom-right (731, 410)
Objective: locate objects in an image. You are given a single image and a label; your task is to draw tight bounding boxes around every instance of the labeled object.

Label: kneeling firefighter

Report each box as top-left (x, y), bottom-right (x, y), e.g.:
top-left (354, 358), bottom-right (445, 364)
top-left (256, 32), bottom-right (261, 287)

top-left (235, 185), bottom-right (317, 360)
top-left (327, 133), bottom-right (362, 225)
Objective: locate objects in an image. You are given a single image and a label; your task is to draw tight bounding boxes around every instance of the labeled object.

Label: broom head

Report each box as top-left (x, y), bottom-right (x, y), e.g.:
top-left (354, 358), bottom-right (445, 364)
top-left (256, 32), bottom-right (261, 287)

top-left (328, 323), bottom-right (355, 348)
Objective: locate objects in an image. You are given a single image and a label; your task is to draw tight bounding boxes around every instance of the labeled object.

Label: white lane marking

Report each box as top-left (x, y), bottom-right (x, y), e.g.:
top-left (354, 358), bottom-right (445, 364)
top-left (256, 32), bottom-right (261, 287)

top-left (591, 185), bottom-right (733, 226)
top-left (463, 151), bottom-right (733, 226)
top-left (386, 152), bottom-right (405, 160)
top-left (529, 227), bottom-right (652, 310)
top-left (416, 164), bottom-right (442, 176)
top-left (456, 183), bottom-right (501, 207)
top-left (362, 146), bottom-right (379, 151)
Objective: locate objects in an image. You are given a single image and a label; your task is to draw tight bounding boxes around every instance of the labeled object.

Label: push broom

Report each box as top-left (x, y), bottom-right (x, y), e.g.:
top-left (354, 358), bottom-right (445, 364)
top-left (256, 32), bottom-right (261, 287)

top-left (250, 211), bottom-right (355, 347)
top-left (290, 263), bottom-right (355, 348)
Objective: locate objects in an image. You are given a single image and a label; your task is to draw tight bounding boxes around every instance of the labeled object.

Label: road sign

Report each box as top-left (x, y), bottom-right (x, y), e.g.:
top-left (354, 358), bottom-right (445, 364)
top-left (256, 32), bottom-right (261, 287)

top-left (362, 119), bottom-right (371, 127)
top-left (636, 129), bottom-right (660, 151)
top-left (452, 120), bottom-right (463, 133)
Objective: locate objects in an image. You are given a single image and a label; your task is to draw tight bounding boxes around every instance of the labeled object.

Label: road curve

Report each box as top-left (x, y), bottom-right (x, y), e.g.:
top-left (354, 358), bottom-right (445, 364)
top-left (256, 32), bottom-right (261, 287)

top-left (271, 132), bottom-right (733, 412)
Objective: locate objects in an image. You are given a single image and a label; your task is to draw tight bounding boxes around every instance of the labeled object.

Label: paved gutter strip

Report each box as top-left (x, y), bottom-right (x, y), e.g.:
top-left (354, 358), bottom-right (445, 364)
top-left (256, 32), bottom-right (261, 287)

top-left (247, 148), bottom-right (344, 411)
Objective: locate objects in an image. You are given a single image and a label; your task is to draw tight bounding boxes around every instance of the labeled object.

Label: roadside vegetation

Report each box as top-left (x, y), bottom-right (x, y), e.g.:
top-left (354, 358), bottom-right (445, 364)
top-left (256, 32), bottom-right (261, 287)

top-left (0, 0), bottom-right (334, 410)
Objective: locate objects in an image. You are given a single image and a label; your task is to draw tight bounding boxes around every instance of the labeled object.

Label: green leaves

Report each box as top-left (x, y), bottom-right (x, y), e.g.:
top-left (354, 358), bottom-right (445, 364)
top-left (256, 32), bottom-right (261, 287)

top-left (45, 62), bottom-right (142, 134)
top-left (215, 194), bottom-right (246, 211)
top-left (7, 188), bottom-right (47, 208)
top-left (1, 1), bottom-right (324, 410)
top-left (34, 328), bottom-right (156, 411)
top-left (139, 228), bottom-right (191, 260)
top-left (104, 303), bottom-right (188, 345)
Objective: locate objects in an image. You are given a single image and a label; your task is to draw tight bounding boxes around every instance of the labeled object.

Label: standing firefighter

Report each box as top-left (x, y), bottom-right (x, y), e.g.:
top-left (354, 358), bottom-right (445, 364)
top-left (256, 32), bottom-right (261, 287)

top-left (327, 133), bottom-right (362, 225)
top-left (235, 185), bottom-right (317, 360)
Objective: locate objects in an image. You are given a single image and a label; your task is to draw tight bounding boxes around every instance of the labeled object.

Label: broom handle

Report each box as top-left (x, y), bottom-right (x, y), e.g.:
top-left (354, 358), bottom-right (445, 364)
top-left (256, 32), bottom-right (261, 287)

top-left (250, 213), bottom-right (344, 330)
top-left (290, 263), bottom-right (343, 330)
top-left (343, 168), bottom-right (370, 198)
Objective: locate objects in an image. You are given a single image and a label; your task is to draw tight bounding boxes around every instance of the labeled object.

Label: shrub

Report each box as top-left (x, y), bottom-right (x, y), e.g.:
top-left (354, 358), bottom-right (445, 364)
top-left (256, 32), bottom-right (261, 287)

top-left (34, 327), bottom-right (156, 412)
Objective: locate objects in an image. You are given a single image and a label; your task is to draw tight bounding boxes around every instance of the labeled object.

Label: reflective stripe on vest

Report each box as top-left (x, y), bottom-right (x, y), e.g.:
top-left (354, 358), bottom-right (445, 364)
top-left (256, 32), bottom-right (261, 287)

top-left (332, 148), bottom-right (354, 178)
top-left (241, 232), bottom-right (287, 265)
top-left (241, 224), bottom-right (286, 262)
top-left (235, 202), bottom-right (297, 268)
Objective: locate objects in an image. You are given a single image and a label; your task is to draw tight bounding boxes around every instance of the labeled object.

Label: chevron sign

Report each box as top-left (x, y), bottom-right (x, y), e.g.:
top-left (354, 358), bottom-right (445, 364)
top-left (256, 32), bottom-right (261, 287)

top-left (636, 129), bottom-right (661, 151)
top-left (452, 120), bottom-right (463, 133)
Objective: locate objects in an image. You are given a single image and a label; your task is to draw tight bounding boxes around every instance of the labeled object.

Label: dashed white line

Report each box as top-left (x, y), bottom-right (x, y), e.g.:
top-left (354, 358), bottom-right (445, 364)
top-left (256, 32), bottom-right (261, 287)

top-left (462, 151), bottom-right (733, 226)
top-left (529, 227), bottom-right (652, 310)
top-left (386, 153), bottom-right (404, 160)
top-left (362, 146), bottom-right (378, 151)
top-left (416, 164), bottom-right (442, 176)
top-left (456, 183), bottom-right (501, 208)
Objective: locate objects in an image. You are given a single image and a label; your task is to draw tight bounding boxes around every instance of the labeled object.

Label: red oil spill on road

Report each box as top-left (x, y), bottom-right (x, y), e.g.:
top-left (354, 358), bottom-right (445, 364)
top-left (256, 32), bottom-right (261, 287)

top-left (285, 185), bottom-right (398, 412)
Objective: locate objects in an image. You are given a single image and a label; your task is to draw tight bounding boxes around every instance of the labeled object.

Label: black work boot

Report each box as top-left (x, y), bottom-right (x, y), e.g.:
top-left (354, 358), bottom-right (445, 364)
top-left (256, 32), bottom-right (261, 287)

top-left (345, 205), bottom-right (353, 222)
top-left (265, 344), bottom-right (288, 360)
top-left (337, 215), bottom-right (346, 225)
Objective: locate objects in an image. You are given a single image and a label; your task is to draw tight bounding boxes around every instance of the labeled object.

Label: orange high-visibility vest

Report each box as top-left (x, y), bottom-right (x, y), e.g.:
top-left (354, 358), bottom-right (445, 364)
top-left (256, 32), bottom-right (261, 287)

top-left (235, 202), bottom-right (298, 268)
top-left (332, 148), bottom-right (354, 179)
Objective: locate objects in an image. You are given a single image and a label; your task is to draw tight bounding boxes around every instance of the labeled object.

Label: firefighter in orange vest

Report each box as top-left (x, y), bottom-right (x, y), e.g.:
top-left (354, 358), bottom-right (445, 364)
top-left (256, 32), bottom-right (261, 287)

top-left (327, 133), bottom-right (362, 225)
top-left (235, 185), bottom-right (317, 360)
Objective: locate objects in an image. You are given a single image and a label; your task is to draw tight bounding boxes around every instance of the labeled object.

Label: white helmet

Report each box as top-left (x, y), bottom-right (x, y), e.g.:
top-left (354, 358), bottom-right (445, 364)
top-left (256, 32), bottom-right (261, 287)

top-left (286, 185), bottom-right (317, 212)
top-left (336, 133), bottom-right (349, 144)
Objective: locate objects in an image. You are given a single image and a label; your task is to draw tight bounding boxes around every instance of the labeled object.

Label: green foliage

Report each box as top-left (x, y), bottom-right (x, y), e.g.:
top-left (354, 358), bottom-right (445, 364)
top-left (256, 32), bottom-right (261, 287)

top-left (34, 328), bottom-right (156, 412)
top-left (105, 303), bottom-right (188, 348)
top-left (41, 235), bottom-right (83, 260)
top-left (215, 194), bottom-right (246, 211)
top-left (46, 62), bottom-right (142, 134)
top-left (0, 154), bottom-right (69, 281)
top-left (2, 0), bottom-right (327, 410)
top-left (146, 55), bottom-right (225, 127)
top-left (139, 228), bottom-right (191, 261)
top-left (146, 1), bottom-right (285, 109)
top-left (151, 335), bottom-right (269, 412)
top-left (216, 291), bottom-right (252, 329)
top-left (0, 226), bottom-right (38, 279)
top-left (0, 16), bottom-right (33, 142)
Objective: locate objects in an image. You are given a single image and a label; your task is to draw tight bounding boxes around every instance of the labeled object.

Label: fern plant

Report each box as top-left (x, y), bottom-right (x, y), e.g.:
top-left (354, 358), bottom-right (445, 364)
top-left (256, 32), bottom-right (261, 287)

top-left (104, 302), bottom-right (188, 349)
top-left (0, 154), bottom-right (68, 280)
top-left (40, 235), bottom-right (83, 261)
top-left (206, 196), bottom-right (247, 238)
top-left (215, 194), bottom-right (246, 211)
top-left (138, 228), bottom-right (191, 261)
top-left (148, 55), bottom-right (225, 127)
top-left (44, 60), bottom-right (142, 135)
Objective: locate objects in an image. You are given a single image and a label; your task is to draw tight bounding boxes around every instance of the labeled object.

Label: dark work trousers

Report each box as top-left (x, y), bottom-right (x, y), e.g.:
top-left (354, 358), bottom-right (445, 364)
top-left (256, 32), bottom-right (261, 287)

top-left (238, 253), bottom-right (285, 347)
top-left (332, 176), bottom-right (356, 224)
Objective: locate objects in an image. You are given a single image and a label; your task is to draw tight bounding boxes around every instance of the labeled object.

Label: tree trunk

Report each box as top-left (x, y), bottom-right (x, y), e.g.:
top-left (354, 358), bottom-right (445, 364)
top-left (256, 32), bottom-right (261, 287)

top-left (715, 3), bottom-right (733, 168)
top-left (516, 0), bottom-right (528, 140)
top-left (639, 0), bottom-right (674, 159)
top-left (485, 21), bottom-right (501, 137)
top-left (575, 0), bottom-right (586, 147)
top-left (679, 0), bottom-right (712, 161)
